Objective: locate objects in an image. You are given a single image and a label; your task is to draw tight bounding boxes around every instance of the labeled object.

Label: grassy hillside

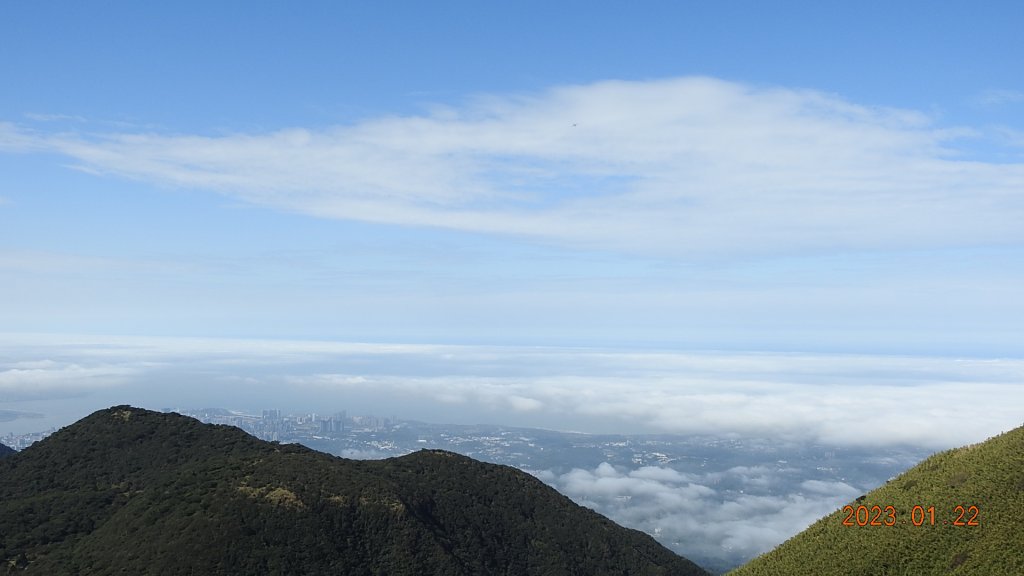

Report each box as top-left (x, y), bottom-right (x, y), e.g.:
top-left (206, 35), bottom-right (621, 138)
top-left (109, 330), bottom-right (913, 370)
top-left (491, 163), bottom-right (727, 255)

top-left (0, 406), bottom-right (709, 576)
top-left (729, 425), bottom-right (1024, 576)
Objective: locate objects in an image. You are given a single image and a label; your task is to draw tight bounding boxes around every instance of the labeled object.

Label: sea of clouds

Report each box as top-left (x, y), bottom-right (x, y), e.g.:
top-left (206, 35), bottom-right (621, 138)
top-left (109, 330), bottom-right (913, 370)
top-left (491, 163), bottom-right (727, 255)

top-left (2, 333), bottom-right (1021, 447)
top-left (2, 333), bottom-right (1020, 571)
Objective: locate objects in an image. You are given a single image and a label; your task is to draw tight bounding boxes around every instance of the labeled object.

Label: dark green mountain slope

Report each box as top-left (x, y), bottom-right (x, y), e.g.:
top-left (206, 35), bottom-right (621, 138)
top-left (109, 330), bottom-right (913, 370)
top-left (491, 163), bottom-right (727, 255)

top-left (729, 425), bottom-right (1024, 576)
top-left (0, 406), bottom-right (709, 576)
top-left (0, 444), bottom-right (14, 458)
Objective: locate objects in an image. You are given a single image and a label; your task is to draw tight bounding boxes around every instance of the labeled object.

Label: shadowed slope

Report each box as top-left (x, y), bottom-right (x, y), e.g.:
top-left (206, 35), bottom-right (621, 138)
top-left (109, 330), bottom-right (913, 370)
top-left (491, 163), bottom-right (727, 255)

top-left (0, 406), bottom-right (709, 576)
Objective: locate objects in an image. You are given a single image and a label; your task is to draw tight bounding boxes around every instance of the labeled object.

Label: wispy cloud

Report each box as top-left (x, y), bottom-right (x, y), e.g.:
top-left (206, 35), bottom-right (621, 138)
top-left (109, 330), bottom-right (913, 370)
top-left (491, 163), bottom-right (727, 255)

top-left (0, 359), bottom-right (139, 401)
top-left (0, 409), bottom-right (44, 423)
top-left (0, 250), bottom-right (140, 275)
top-left (0, 122), bottom-right (48, 153)
top-left (974, 88), bottom-right (1024, 107)
top-left (4, 77), bottom-right (1023, 258)
top-left (23, 112), bottom-right (88, 123)
top-left (994, 127), bottom-right (1024, 150)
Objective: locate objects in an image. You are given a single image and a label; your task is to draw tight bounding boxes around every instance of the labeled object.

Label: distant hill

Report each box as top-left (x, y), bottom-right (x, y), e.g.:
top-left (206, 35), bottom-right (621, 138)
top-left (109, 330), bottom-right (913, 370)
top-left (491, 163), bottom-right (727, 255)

top-left (0, 444), bottom-right (14, 458)
top-left (729, 425), bottom-right (1024, 575)
top-left (0, 406), bottom-right (709, 575)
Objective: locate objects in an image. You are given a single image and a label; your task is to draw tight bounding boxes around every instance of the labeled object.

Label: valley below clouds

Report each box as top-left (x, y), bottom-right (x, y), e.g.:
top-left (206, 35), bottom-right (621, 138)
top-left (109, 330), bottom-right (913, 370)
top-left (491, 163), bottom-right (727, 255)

top-left (2, 333), bottom-right (1018, 571)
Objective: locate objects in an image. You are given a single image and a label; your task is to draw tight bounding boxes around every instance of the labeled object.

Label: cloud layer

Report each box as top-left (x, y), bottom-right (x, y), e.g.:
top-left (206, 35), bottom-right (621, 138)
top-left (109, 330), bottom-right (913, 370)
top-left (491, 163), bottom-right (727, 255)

top-left (2, 334), bottom-right (1021, 449)
top-left (3, 333), bottom-right (1016, 569)
top-left (4, 77), bottom-right (1024, 258)
top-left (533, 462), bottom-right (863, 573)
top-left (536, 461), bottom-right (864, 569)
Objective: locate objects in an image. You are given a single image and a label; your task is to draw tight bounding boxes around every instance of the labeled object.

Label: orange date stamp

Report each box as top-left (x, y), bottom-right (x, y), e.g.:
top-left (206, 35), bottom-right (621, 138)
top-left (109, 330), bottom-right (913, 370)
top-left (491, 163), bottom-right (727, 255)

top-left (841, 504), bottom-right (979, 527)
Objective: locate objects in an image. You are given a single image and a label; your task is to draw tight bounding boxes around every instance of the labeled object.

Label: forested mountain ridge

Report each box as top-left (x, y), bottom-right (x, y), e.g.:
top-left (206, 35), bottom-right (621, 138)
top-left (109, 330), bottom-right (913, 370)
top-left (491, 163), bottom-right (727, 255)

top-left (0, 406), bottom-right (709, 575)
top-left (728, 424), bottom-right (1024, 575)
top-left (0, 444), bottom-right (14, 458)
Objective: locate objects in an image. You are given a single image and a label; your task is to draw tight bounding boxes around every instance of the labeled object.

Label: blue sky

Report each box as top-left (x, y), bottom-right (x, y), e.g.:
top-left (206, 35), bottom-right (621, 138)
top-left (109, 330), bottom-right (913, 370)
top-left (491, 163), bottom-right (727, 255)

top-left (2, 1), bottom-right (1023, 442)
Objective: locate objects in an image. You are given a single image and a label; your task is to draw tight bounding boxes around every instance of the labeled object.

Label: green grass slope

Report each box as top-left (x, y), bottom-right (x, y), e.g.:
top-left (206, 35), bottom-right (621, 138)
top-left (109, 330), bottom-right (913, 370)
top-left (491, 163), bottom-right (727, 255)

top-left (0, 406), bottom-right (709, 576)
top-left (729, 425), bottom-right (1024, 576)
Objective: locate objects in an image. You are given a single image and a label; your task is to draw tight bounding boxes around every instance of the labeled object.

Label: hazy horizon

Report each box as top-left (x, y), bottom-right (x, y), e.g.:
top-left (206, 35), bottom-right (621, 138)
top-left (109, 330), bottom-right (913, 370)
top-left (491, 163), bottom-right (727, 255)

top-left (2, 4), bottom-right (1023, 557)
top-left (3, 333), bottom-right (1021, 452)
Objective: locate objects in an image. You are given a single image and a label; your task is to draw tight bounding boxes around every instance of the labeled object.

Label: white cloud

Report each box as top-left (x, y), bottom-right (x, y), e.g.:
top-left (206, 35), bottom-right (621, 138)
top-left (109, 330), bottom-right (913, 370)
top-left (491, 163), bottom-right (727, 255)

top-left (336, 448), bottom-right (393, 460)
top-left (974, 89), bottom-right (1024, 106)
top-left (273, 357), bottom-right (1024, 448)
top-left (799, 479), bottom-right (858, 495)
top-left (994, 127), bottom-right (1024, 150)
top-left (23, 112), bottom-right (88, 123)
top-left (4, 334), bottom-right (1019, 446)
top-left (0, 359), bottom-right (139, 401)
top-left (2, 333), bottom-right (1018, 569)
top-left (0, 250), bottom-right (143, 275)
top-left (4, 334), bottom-right (1020, 449)
top-left (4, 77), bottom-right (1023, 258)
top-left (0, 122), bottom-right (47, 153)
top-left (534, 462), bottom-right (863, 573)
top-left (506, 394), bottom-right (544, 411)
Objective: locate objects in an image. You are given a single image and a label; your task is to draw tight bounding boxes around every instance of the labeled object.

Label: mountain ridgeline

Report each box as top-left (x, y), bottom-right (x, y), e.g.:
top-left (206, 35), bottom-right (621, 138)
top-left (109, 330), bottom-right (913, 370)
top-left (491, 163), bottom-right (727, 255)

top-left (0, 406), bottom-right (709, 575)
top-left (3, 407), bottom-right (1021, 576)
top-left (729, 424), bottom-right (1024, 576)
